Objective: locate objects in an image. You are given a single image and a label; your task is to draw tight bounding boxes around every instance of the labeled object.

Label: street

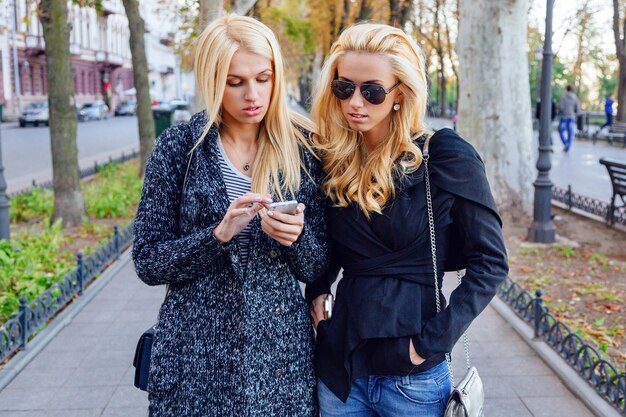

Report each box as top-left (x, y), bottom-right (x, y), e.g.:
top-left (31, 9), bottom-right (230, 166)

top-left (0, 116), bottom-right (139, 193)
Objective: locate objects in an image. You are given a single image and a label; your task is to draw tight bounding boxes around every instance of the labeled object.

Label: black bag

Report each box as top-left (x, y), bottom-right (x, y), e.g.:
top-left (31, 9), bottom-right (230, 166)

top-left (133, 325), bottom-right (156, 391)
top-left (132, 149), bottom-right (194, 391)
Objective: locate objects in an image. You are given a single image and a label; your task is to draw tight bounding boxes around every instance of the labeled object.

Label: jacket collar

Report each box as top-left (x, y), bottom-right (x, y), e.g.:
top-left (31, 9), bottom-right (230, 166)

top-left (188, 110), bottom-right (218, 146)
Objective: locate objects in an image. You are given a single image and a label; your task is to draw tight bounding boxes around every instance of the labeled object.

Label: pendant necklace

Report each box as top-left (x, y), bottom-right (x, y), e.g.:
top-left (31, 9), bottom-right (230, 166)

top-left (222, 133), bottom-right (256, 172)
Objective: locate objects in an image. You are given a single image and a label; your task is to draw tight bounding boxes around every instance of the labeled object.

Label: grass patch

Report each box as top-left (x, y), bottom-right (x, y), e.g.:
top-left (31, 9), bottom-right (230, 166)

top-left (554, 244), bottom-right (577, 259)
top-left (10, 162), bottom-right (142, 222)
top-left (528, 273), bottom-right (554, 291)
top-left (1, 160), bottom-right (141, 324)
top-left (589, 253), bottom-right (611, 270)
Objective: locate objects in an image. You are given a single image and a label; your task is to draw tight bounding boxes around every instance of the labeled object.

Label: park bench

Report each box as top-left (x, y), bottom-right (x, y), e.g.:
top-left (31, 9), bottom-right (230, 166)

top-left (599, 158), bottom-right (626, 225)
top-left (605, 121), bottom-right (626, 147)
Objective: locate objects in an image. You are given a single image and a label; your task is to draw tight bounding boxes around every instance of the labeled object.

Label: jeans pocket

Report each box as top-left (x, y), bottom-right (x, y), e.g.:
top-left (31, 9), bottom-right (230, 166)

top-left (394, 377), bottom-right (442, 405)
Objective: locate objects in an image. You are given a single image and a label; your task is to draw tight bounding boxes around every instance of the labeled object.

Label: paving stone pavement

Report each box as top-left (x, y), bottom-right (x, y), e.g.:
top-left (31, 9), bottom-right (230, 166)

top-left (0, 256), bottom-right (599, 417)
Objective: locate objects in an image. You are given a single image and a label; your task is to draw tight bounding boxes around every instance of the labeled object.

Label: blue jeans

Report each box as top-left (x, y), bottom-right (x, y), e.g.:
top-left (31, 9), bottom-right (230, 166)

top-left (558, 117), bottom-right (575, 151)
top-left (318, 360), bottom-right (452, 417)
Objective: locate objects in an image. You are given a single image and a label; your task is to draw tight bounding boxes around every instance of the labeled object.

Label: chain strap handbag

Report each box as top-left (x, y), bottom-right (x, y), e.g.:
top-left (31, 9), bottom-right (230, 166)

top-left (133, 148), bottom-right (195, 391)
top-left (422, 135), bottom-right (485, 417)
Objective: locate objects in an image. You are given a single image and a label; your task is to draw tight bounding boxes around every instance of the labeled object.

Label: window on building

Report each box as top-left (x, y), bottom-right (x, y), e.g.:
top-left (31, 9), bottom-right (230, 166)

top-left (87, 21), bottom-right (91, 49)
top-left (31, 66), bottom-right (36, 95)
top-left (83, 12), bottom-right (89, 48)
top-left (24, 69), bottom-right (31, 96)
top-left (0, 56), bottom-right (4, 100)
top-left (41, 67), bottom-right (47, 95)
top-left (26, 2), bottom-right (33, 35)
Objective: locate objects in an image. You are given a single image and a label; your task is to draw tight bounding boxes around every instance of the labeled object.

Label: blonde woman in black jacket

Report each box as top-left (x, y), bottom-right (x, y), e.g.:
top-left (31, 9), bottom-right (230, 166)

top-left (307, 23), bottom-right (508, 417)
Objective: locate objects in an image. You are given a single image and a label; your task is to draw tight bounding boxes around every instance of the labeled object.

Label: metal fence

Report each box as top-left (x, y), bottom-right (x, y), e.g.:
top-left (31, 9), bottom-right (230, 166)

top-left (8, 149), bottom-right (139, 199)
top-left (498, 277), bottom-right (626, 415)
top-left (553, 185), bottom-right (626, 227)
top-left (0, 223), bottom-right (134, 365)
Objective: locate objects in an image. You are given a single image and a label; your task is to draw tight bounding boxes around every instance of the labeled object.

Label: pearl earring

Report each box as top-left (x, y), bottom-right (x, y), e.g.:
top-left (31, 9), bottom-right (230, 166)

top-left (393, 103), bottom-right (400, 111)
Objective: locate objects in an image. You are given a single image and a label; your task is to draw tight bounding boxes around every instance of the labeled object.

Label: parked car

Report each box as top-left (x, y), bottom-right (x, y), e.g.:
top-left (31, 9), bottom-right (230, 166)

top-left (114, 100), bottom-right (136, 116)
top-left (170, 99), bottom-right (191, 125)
top-left (78, 101), bottom-right (109, 121)
top-left (19, 102), bottom-right (49, 127)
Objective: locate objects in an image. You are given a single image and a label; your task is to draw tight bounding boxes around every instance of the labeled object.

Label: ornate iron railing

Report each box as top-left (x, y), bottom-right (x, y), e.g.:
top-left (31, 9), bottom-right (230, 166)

top-left (553, 185), bottom-right (626, 227)
top-left (8, 149), bottom-right (139, 199)
top-left (0, 223), bottom-right (134, 364)
top-left (498, 278), bottom-right (626, 415)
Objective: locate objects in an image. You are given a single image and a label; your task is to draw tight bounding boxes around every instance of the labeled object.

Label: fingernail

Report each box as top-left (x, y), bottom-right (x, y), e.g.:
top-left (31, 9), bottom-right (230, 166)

top-left (263, 198), bottom-right (273, 204)
top-left (267, 211), bottom-right (274, 217)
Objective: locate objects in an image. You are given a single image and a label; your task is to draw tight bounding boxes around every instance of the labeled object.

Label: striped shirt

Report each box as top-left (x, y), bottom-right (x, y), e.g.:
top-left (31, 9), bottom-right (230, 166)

top-left (217, 136), bottom-right (253, 270)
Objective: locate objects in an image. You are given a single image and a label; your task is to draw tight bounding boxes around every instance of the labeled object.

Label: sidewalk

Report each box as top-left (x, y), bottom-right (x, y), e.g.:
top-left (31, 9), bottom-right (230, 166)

top-left (0, 253), bottom-right (159, 417)
top-left (0, 252), bottom-right (604, 417)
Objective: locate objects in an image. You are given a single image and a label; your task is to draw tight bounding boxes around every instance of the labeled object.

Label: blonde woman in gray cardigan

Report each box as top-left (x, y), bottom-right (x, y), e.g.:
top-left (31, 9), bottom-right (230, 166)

top-left (132, 15), bottom-right (329, 417)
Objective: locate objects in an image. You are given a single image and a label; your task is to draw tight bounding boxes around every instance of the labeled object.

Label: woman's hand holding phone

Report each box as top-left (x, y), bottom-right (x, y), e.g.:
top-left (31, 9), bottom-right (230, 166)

top-left (213, 193), bottom-right (272, 243)
top-left (259, 200), bottom-right (305, 247)
top-left (310, 294), bottom-right (333, 329)
top-left (310, 294), bottom-right (328, 329)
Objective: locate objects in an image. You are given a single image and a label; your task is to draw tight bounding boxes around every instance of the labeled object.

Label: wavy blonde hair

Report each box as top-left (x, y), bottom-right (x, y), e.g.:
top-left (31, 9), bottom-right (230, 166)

top-left (311, 23), bottom-right (429, 217)
top-left (194, 14), bottom-right (314, 199)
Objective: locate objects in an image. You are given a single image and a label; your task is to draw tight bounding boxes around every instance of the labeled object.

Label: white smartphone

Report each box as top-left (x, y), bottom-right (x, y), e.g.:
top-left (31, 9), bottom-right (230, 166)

top-left (268, 200), bottom-right (299, 215)
top-left (323, 294), bottom-right (333, 320)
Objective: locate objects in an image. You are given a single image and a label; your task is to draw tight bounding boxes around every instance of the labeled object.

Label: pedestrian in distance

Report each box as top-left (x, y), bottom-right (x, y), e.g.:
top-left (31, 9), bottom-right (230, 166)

top-left (599, 93), bottom-right (615, 132)
top-left (307, 23), bottom-right (509, 417)
top-left (557, 85), bottom-right (580, 152)
top-left (132, 14), bottom-right (329, 417)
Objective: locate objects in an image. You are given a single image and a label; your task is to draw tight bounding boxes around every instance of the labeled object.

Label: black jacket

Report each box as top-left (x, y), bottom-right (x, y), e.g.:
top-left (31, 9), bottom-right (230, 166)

top-left (305, 128), bottom-right (508, 401)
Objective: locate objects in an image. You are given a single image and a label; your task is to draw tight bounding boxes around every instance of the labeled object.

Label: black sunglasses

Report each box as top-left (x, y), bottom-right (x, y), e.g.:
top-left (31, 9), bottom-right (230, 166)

top-left (330, 79), bottom-right (401, 105)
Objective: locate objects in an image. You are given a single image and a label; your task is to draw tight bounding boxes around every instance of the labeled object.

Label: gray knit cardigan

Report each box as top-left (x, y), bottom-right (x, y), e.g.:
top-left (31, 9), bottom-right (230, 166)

top-left (132, 111), bottom-right (329, 417)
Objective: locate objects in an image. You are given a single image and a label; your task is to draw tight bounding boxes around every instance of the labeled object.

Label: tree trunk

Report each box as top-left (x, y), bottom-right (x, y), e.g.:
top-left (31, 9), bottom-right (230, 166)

top-left (357, 0), bottom-right (373, 21)
top-left (613, 0), bottom-right (626, 121)
top-left (572, 0), bottom-right (591, 97)
top-left (618, 60), bottom-right (626, 121)
top-left (199, 0), bottom-right (221, 30)
top-left (387, 0), bottom-right (412, 28)
top-left (443, 5), bottom-right (459, 111)
top-left (434, 0), bottom-right (446, 116)
top-left (438, 47), bottom-right (446, 116)
top-left (232, 0), bottom-right (257, 15)
top-left (457, 0), bottom-right (534, 212)
top-left (122, 0), bottom-right (156, 177)
top-left (194, 0), bottom-right (223, 113)
top-left (39, 0), bottom-right (86, 228)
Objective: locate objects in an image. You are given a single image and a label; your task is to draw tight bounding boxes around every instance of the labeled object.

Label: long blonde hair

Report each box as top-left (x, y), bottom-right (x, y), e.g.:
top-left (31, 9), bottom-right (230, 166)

top-left (194, 14), bottom-right (314, 199)
top-left (311, 23), bottom-right (429, 217)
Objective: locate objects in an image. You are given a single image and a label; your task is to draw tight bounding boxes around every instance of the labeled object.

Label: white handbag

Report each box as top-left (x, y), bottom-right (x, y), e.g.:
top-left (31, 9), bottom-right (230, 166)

top-left (422, 135), bottom-right (485, 417)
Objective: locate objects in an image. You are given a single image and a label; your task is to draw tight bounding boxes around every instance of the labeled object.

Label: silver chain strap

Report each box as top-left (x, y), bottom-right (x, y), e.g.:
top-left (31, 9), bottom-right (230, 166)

top-left (423, 154), bottom-right (471, 389)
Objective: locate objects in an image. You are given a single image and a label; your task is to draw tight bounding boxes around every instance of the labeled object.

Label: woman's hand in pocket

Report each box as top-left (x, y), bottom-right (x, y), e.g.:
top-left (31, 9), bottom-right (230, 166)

top-left (409, 338), bottom-right (426, 365)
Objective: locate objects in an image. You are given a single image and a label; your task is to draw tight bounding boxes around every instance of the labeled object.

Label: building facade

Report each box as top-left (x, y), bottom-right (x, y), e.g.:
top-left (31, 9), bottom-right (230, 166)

top-left (0, 0), bottom-right (181, 120)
